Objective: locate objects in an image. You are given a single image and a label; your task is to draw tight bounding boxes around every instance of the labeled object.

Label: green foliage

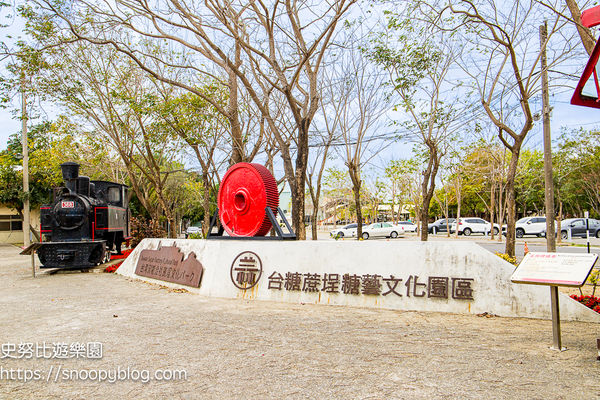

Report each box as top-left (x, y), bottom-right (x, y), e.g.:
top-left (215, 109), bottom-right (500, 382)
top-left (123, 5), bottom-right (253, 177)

top-left (0, 121), bottom-right (71, 212)
top-left (589, 269), bottom-right (600, 285)
top-left (0, 163), bottom-right (22, 210)
top-left (555, 128), bottom-right (600, 217)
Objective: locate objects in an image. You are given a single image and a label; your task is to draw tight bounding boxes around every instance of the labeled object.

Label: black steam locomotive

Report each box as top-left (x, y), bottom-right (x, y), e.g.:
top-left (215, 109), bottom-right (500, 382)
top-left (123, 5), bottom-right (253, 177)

top-left (38, 162), bottom-right (130, 269)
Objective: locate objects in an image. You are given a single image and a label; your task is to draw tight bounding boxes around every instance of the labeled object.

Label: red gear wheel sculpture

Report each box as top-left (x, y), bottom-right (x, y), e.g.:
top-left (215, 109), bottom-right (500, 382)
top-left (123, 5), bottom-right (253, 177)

top-left (217, 163), bottom-right (279, 237)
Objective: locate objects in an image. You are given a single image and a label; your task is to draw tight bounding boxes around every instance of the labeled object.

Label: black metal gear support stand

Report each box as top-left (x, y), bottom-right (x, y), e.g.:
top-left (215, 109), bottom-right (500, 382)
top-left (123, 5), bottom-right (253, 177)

top-left (205, 207), bottom-right (296, 240)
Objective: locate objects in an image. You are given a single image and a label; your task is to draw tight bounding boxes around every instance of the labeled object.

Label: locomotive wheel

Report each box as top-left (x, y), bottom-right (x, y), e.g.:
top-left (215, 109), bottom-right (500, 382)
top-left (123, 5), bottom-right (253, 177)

top-left (218, 163), bottom-right (279, 237)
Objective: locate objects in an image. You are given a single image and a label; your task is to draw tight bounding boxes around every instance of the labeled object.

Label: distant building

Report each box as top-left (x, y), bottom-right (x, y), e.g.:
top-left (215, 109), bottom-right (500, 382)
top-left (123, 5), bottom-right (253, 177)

top-left (0, 206), bottom-right (40, 244)
top-left (278, 184), bottom-right (291, 217)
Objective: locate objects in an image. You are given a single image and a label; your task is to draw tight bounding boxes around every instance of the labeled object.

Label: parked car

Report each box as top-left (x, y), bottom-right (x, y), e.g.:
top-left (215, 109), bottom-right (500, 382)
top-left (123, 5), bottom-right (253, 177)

top-left (545, 218), bottom-right (600, 239)
top-left (354, 222), bottom-right (405, 240)
top-left (449, 218), bottom-right (500, 236)
top-left (428, 218), bottom-right (456, 234)
top-left (396, 221), bottom-right (418, 232)
top-left (502, 216), bottom-right (547, 238)
top-left (330, 223), bottom-right (359, 239)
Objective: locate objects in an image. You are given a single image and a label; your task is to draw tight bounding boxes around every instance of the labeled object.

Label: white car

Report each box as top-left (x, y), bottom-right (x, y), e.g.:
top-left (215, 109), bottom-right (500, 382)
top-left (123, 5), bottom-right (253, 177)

top-left (330, 223), bottom-right (359, 239)
top-left (396, 221), bottom-right (418, 232)
top-left (185, 226), bottom-right (201, 237)
top-left (450, 218), bottom-right (500, 236)
top-left (354, 222), bottom-right (405, 240)
top-left (502, 216), bottom-right (547, 238)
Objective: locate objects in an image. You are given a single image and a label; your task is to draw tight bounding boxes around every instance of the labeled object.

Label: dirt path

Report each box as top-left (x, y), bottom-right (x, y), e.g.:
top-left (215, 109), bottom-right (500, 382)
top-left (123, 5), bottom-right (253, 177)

top-left (1, 244), bottom-right (599, 399)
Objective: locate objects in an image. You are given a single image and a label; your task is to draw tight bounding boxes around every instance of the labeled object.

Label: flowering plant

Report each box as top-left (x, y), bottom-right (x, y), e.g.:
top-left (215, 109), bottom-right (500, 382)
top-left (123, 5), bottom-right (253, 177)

top-left (570, 295), bottom-right (600, 313)
top-left (103, 249), bottom-right (133, 273)
top-left (495, 252), bottom-right (517, 265)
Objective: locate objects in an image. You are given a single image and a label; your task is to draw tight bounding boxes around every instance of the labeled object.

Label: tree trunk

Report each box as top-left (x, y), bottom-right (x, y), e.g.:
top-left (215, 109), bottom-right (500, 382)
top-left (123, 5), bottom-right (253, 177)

top-left (290, 182), bottom-right (306, 240)
top-left (348, 165), bottom-right (363, 239)
top-left (419, 197), bottom-right (431, 241)
top-left (497, 182), bottom-right (504, 243)
top-left (565, 0), bottom-right (596, 56)
top-left (352, 186), bottom-right (362, 239)
top-left (420, 147), bottom-right (439, 241)
top-left (420, 183), bottom-right (432, 241)
top-left (332, 200), bottom-right (337, 229)
top-left (390, 185), bottom-right (397, 225)
top-left (455, 177), bottom-right (461, 239)
top-left (504, 150), bottom-right (520, 257)
top-left (201, 173), bottom-right (212, 236)
top-left (557, 201), bottom-right (563, 244)
top-left (311, 204), bottom-right (319, 240)
top-left (227, 43), bottom-right (244, 165)
top-left (289, 122), bottom-right (310, 240)
top-left (490, 181), bottom-right (496, 240)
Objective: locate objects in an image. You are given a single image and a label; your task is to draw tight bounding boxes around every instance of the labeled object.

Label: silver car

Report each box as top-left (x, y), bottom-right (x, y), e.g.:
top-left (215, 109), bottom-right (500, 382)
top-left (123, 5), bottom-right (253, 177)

top-left (502, 216), bottom-right (547, 238)
top-left (330, 223), bottom-right (358, 239)
top-left (355, 222), bottom-right (405, 240)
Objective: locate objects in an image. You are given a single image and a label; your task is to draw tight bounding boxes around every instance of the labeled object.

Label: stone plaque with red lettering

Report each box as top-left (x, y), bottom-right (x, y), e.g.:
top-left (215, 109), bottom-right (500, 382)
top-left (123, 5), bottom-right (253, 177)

top-left (135, 243), bottom-right (203, 287)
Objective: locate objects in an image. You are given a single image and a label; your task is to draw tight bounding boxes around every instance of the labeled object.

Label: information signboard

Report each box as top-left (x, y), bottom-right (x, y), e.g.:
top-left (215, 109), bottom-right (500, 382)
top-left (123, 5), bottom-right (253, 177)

top-left (511, 252), bottom-right (598, 287)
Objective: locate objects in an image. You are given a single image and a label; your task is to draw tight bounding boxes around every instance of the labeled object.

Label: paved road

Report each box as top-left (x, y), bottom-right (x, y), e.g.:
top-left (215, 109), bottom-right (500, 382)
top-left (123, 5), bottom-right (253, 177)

top-left (317, 229), bottom-right (600, 262)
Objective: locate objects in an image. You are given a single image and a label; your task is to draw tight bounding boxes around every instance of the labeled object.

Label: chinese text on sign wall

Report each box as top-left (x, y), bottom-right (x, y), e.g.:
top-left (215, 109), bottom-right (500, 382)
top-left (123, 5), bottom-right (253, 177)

top-left (229, 251), bottom-right (475, 300)
top-left (266, 272), bottom-right (474, 299)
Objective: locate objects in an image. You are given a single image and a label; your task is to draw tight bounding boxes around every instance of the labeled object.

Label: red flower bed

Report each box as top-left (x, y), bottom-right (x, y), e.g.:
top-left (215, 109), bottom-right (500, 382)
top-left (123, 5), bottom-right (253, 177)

top-left (104, 249), bottom-right (133, 273)
top-left (570, 294), bottom-right (600, 313)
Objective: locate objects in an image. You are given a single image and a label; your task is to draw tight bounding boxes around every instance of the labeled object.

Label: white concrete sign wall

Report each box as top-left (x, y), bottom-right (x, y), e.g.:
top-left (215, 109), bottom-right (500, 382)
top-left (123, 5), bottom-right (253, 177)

top-left (117, 239), bottom-right (600, 322)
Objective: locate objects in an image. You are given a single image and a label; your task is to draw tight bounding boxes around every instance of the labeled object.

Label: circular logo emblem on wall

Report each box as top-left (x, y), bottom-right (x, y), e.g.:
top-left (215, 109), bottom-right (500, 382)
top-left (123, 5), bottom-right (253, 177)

top-left (230, 251), bottom-right (263, 290)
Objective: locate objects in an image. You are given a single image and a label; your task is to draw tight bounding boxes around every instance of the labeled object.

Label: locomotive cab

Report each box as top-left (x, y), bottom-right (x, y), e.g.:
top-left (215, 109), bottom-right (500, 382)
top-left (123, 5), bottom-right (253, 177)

top-left (92, 181), bottom-right (130, 255)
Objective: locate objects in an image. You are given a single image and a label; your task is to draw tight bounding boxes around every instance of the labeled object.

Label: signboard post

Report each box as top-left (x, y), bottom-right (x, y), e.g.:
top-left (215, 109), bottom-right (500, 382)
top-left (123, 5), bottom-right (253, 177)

top-left (511, 252), bottom-right (598, 350)
top-left (550, 286), bottom-right (561, 350)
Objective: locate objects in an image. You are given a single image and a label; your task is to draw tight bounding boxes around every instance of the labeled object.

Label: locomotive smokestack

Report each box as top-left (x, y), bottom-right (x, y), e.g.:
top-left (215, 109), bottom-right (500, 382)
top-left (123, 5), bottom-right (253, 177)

top-left (61, 162), bottom-right (79, 180)
top-left (61, 162), bottom-right (80, 193)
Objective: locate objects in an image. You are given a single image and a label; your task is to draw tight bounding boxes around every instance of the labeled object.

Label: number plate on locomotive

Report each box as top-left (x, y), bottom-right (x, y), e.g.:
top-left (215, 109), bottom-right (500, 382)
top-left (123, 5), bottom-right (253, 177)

top-left (61, 201), bottom-right (75, 208)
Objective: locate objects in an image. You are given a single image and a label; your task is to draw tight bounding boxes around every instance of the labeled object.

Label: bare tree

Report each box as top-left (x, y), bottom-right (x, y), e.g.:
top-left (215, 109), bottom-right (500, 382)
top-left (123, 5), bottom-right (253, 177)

top-left (31, 0), bottom-right (356, 239)
top-left (384, 159), bottom-right (412, 225)
top-left (38, 42), bottom-right (191, 237)
top-left (320, 42), bottom-right (390, 239)
top-left (306, 119), bottom-right (339, 240)
top-left (151, 82), bottom-right (231, 234)
top-left (369, 22), bottom-right (465, 241)
top-left (414, 0), bottom-right (580, 255)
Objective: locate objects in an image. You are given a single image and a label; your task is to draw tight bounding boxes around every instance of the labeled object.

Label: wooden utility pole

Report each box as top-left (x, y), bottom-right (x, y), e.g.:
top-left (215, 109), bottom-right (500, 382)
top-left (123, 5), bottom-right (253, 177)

top-left (21, 75), bottom-right (30, 248)
top-left (541, 21), bottom-right (562, 351)
top-left (540, 22), bottom-right (556, 253)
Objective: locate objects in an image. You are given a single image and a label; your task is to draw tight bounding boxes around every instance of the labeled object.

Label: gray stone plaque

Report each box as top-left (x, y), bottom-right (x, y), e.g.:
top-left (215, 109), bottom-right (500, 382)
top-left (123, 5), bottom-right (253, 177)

top-left (135, 243), bottom-right (203, 288)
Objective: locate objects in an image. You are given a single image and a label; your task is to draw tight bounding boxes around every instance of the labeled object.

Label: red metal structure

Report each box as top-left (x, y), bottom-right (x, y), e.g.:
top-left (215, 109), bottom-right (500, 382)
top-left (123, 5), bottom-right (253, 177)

top-left (217, 163), bottom-right (279, 237)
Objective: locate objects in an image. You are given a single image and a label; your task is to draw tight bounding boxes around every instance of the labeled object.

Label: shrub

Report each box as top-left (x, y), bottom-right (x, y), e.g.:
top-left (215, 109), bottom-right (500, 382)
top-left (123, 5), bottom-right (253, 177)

top-left (495, 252), bottom-right (517, 265)
top-left (187, 232), bottom-right (204, 239)
top-left (588, 269), bottom-right (600, 297)
top-left (130, 217), bottom-right (167, 248)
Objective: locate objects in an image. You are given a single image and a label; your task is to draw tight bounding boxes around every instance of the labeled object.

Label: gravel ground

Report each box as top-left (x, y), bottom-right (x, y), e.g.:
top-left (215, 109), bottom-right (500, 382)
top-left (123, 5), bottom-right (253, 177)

top-left (1, 244), bottom-right (599, 399)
